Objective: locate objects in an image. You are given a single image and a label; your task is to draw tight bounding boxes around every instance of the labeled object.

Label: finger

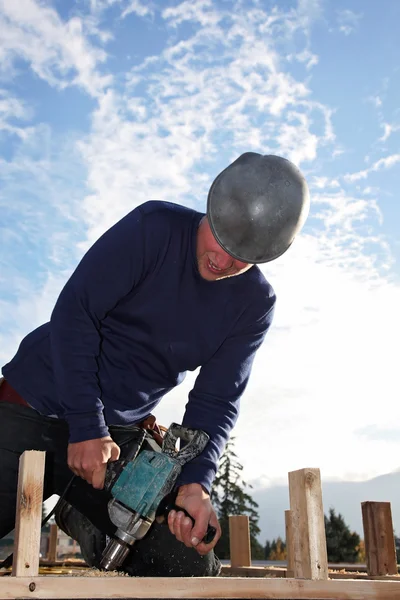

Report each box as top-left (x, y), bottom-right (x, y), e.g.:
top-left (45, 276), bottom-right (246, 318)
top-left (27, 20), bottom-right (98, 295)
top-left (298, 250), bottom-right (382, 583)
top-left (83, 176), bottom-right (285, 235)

top-left (195, 540), bottom-right (214, 556)
top-left (68, 455), bottom-right (87, 479)
top-left (70, 464), bottom-right (87, 481)
top-left (194, 531), bottom-right (219, 555)
top-left (91, 464), bottom-right (106, 489)
top-left (67, 463), bottom-right (79, 477)
top-left (67, 457), bottom-right (79, 477)
top-left (173, 511), bottom-right (185, 543)
top-left (167, 510), bottom-right (177, 536)
top-left (194, 515), bottom-right (221, 554)
top-left (110, 443), bottom-right (120, 462)
top-left (190, 512), bottom-right (209, 548)
top-left (180, 516), bottom-right (195, 548)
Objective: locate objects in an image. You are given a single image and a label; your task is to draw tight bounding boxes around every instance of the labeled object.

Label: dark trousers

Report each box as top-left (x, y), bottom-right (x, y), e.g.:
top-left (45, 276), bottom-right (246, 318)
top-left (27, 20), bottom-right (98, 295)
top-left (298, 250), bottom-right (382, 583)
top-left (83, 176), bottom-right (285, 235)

top-left (0, 403), bottom-right (221, 576)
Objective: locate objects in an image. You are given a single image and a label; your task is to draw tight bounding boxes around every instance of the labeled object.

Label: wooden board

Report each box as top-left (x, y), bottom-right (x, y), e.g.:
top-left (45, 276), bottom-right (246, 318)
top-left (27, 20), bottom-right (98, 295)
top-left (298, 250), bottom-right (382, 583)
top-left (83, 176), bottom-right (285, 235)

top-left (221, 565), bottom-right (400, 581)
top-left (229, 515), bottom-right (251, 568)
top-left (12, 451), bottom-right (46, 577)
top-left (285, 509), bottom-right (294, 578)
top-left (362, 502), bottom-right (398, 576)
top-left (47, 525), bottom-right (58, 563)
top-left (1, 576), bottom-right (400, 599)
top-left (288, 468), bottom-right (328, 580)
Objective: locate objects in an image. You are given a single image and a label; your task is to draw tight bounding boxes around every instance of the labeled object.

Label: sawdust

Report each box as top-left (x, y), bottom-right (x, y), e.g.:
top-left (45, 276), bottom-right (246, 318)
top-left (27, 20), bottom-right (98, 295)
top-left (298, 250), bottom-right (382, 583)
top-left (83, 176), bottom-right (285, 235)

top-left (1, 566), bottom-right (129, 578)
top-left (79, 567), bottom-right (130, 577)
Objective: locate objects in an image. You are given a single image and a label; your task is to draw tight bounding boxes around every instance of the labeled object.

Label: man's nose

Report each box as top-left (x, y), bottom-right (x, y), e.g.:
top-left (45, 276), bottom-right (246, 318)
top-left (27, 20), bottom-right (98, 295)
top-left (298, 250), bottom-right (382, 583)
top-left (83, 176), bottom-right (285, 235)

top-left (215, 251), bottom-right (234, 269)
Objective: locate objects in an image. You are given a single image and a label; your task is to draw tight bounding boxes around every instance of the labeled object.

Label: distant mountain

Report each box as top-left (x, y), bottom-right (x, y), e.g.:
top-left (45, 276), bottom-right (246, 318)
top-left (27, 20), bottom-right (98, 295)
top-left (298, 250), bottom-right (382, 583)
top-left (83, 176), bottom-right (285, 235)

top-left (252, 471), bottom-right (400, 544)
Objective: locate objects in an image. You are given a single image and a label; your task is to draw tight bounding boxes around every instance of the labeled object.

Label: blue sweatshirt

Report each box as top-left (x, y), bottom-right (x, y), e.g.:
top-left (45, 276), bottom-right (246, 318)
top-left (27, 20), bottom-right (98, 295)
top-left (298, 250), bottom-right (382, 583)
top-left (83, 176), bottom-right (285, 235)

top-left (2, 201), bottom-right (275, 491)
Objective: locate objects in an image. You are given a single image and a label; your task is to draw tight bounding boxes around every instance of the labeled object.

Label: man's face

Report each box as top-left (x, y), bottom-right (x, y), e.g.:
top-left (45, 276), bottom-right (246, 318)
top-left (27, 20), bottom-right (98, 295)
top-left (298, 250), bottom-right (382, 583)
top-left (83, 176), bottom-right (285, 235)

top-left (196, 217), bottom-right (252, 281)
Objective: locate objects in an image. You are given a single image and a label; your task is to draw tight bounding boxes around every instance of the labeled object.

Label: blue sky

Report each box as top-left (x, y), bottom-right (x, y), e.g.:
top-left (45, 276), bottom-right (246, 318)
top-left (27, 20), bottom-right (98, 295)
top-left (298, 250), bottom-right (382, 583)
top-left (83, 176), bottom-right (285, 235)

top-left (1, 0), bottom-right (400, 490)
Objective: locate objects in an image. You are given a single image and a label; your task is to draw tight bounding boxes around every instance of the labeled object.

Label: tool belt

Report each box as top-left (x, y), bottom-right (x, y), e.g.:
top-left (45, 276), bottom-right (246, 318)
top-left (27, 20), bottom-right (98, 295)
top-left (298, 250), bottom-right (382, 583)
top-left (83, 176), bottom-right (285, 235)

top-left (0, 377), bottom-right (165, 445)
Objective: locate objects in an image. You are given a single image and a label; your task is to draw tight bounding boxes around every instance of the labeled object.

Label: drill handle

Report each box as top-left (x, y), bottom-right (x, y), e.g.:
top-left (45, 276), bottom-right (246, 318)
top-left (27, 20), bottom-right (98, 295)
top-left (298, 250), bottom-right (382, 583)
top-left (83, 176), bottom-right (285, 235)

top-left (156, 492), bottom-right (217, 545)
top-left (162, 423), bottom-right (210, 466)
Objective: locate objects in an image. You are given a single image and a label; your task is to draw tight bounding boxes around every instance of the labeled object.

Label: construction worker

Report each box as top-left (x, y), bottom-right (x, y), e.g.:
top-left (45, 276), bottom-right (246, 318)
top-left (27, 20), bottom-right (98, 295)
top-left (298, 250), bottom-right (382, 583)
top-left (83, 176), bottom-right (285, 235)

top-left (0, 152), bottom-right (309, 576)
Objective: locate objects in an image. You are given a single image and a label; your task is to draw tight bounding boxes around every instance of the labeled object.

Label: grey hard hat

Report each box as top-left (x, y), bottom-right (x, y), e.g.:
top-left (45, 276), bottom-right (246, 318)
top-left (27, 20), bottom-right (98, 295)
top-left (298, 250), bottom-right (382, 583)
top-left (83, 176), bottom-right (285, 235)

top-left (207, 152), bottom-right (310, 263)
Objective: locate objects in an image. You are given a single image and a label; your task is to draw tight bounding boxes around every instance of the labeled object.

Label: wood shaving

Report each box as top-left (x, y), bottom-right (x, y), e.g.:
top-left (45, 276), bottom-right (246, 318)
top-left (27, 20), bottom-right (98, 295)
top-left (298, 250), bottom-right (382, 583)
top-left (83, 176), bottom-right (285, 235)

top-left (80, 567), bottom-right (130, 577)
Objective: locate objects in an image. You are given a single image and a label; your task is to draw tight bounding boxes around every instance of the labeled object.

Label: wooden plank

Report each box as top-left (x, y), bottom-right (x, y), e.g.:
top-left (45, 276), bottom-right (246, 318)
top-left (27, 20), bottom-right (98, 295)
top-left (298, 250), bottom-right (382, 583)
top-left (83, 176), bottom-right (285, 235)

top-left (221, 565), bottom-right (286, 577)
top-left (229, 515), bottom-right (251, 567)
top-left (12, 451), bottom-right (46, 577)
top-left (362, 501), bottom-right (398, 576)
top-left (0, 576), bottom-right (400, 599)
top-left (285, 509), bottom-right (294, 578)
top-left (221, 565), bottom-right (400, 581)
top-left (288, 468), bottom-right (328, 580)
top-left (47, 525), bottom-right (58, 563)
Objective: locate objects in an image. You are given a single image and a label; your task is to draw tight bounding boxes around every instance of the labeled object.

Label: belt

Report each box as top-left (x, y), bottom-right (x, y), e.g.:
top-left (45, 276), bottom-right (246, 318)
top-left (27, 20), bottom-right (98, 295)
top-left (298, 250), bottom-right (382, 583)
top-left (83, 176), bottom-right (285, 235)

top-left (0, 378), bottom-right (29, 407)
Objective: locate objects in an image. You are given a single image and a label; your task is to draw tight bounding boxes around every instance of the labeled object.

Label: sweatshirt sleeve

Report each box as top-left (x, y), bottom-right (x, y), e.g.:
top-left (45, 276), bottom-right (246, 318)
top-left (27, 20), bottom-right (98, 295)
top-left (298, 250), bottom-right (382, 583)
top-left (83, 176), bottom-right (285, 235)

top-left (177, 294), bottom-right (276, 493)
top-left (50, 208), bottom-right (145, 443)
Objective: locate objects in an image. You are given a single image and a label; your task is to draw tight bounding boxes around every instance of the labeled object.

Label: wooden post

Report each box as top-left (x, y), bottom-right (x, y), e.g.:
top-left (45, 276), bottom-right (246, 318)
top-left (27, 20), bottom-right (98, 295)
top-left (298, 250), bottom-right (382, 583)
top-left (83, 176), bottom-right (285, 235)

top-left (362, 501), bottom-right (398, 576)
top-left (288, 468), bottom-right (328, 580)
top-left (47, 524), bottom-right (58, 562)
top-left (229, 515), bottom-right (251, 567)
top-left (285, 509), bottom-right (295, 578)
top-left (12, 450), bottom-right (46, 577)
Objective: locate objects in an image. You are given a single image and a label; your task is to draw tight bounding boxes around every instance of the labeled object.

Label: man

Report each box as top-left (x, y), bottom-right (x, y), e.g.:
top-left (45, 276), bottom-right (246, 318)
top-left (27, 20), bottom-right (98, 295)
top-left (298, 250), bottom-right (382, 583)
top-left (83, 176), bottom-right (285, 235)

top-left (0, 152), bottom-right (309, 576)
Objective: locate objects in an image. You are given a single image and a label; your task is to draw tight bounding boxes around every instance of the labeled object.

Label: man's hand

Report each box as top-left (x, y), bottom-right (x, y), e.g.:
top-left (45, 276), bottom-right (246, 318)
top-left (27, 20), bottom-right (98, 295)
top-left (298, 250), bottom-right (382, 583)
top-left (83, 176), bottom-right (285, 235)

top-left (167, 483), bottom-right (221, 555)
top-left (67, 436), bottom-right (120, 489)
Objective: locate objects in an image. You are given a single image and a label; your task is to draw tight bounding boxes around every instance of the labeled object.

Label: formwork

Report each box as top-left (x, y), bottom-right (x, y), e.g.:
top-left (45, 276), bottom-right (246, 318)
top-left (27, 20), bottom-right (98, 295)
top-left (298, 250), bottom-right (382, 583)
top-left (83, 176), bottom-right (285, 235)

top-left (0, 451), bottom-right (399, 599)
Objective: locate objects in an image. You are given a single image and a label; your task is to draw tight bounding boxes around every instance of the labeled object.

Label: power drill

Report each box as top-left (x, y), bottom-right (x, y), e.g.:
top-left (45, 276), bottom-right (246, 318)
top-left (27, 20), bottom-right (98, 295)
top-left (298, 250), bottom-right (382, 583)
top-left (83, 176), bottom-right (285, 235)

top-left (100, 423), bottom-right (216, 571)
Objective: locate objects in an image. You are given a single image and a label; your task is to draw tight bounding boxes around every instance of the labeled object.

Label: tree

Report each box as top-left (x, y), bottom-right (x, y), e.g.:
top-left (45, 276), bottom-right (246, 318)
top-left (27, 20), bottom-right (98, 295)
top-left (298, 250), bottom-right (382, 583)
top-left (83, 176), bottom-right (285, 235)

top-left (356, 539), bottom-right (366, 563)
top-left (211, 438), bottom-right (263, 559)
top-left (264, 540), bottom-right (271, 560)
top-left (265, 537), bottom-right (286, 560)
top-left (325, 508), bottom-right (360, 563)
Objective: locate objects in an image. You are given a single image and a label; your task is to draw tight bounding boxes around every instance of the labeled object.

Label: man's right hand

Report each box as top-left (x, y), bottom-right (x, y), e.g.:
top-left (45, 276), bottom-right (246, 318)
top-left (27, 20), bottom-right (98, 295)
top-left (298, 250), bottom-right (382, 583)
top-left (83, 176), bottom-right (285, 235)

top-left (67, 436), bottom-right (120, 489)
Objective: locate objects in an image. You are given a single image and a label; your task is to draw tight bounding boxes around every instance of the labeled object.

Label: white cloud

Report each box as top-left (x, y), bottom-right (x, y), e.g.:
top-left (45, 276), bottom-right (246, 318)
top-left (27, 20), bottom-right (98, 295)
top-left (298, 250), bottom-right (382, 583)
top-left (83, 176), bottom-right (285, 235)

top-left (121, 0), bottom-right (154, 19)
top-left (313, 191), bottom-right (382, 231)
top-left (362, 186), bottom-right (379, 195)
top-left (379, 122), bottom-right (400, 142)
top-left (88, 0), bottom-right (154, 19)
top-left (367, 95), bottom-right (382, 108)
top-left (0, 0), bottom-right (111, 97)
top-left (344, 153), bottom-right (400, 182)
top-left (0, 123), bottom-right (89, 363)
top-left (276, 112), bottom-right (319, 164)
top-left (287, 48), bottom-right (319, 70)
top-left (162, 0), bottom-right (220, 27)
top-left (0, 89), bottom-right (33, 139)
top-left (337, 9), bottom-right (363, 35)
top-left (311, 176), bottom-right (340, 189)
top-left (77, 1), bottom-right (334, 244)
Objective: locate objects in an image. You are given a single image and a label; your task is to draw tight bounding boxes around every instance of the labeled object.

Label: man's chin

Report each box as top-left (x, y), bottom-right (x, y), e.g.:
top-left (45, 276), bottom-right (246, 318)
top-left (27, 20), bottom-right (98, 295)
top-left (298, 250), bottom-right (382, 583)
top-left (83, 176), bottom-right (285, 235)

top-left (199, 269), bottom-right (219, 281)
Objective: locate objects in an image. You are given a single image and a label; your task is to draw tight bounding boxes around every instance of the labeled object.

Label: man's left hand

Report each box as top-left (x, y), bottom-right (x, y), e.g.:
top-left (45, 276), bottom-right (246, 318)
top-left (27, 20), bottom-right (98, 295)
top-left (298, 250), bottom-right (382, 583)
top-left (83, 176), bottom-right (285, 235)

top-left (167, 483), bottom-right (221, 555)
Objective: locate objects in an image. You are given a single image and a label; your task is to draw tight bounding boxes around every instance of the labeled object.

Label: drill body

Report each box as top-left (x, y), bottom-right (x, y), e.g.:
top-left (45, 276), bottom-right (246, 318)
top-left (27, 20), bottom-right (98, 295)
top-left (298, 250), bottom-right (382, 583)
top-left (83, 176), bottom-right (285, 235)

top-left (100, 423), bottom-right (214, 570)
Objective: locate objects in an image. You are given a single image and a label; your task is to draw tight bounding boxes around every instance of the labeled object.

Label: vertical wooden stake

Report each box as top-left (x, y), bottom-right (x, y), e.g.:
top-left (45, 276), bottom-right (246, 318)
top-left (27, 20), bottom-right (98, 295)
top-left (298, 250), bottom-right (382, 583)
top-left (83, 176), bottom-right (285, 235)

top-left (229, 515), bottom-right (251, 567)
top-left (47, 524), bottom-right (58, 562)
top-left (361, 501), bottom-right (398, 576)
top-left (288, 468), bottom-right (328, 580)
top-left (285, 509), bottom-right (295, 578)
top-left (12, 450), bottom-right (46, 577)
